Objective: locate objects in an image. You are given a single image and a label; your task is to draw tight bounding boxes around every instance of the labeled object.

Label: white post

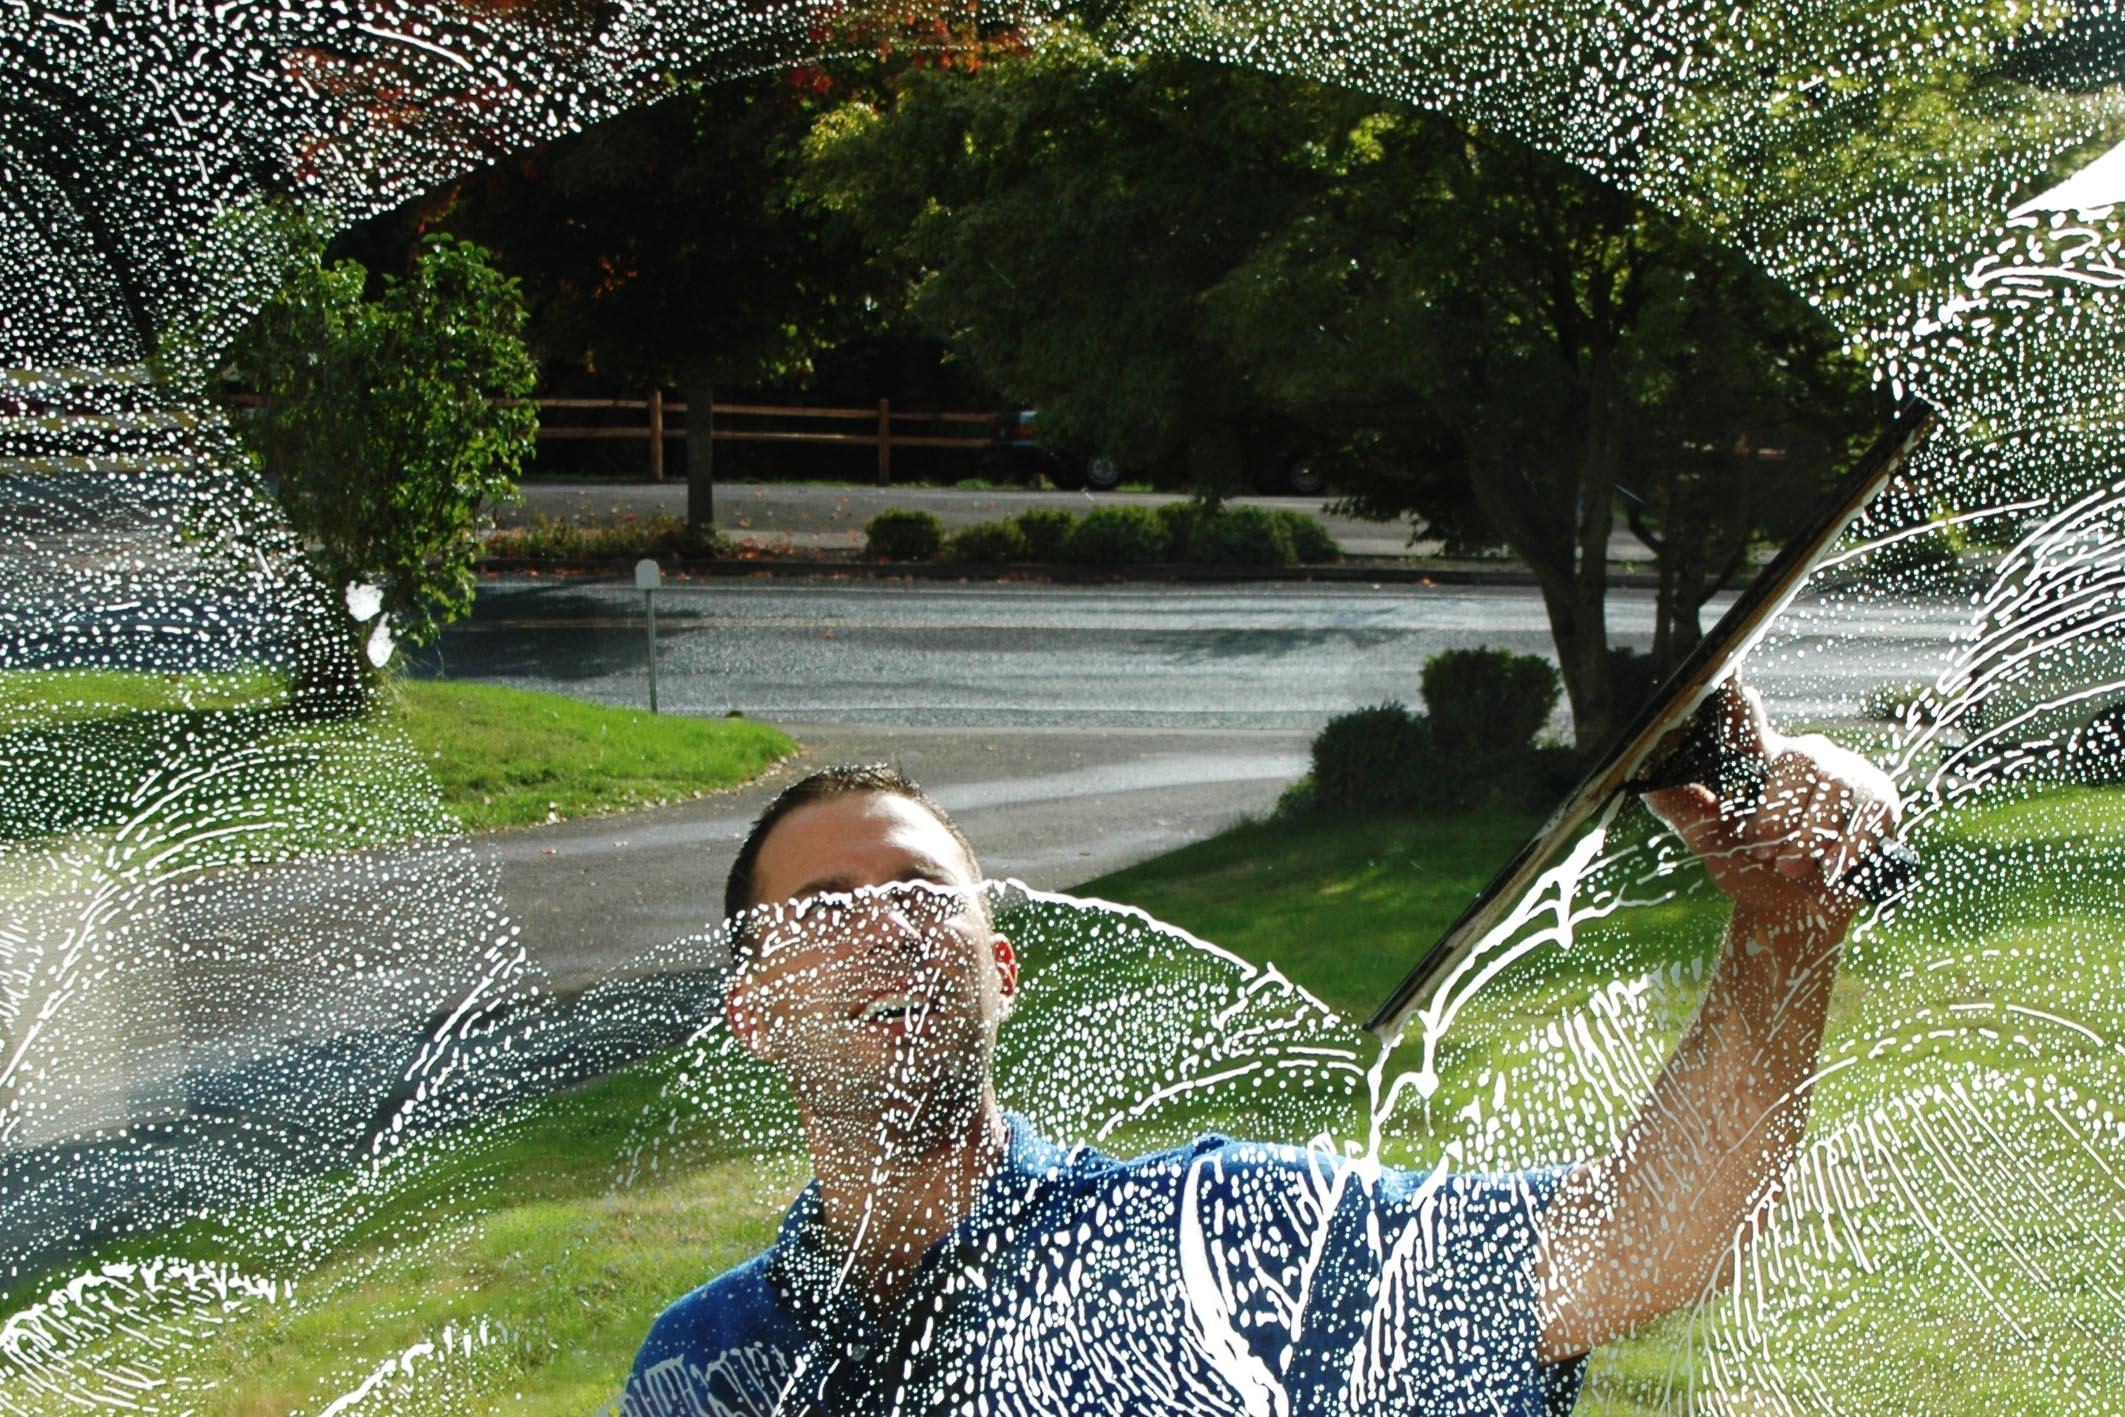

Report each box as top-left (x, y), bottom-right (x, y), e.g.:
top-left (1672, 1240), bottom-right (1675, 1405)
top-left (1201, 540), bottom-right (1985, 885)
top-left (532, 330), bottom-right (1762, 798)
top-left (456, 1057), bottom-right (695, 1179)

top-left (635, 558), bottom-right (663, 714)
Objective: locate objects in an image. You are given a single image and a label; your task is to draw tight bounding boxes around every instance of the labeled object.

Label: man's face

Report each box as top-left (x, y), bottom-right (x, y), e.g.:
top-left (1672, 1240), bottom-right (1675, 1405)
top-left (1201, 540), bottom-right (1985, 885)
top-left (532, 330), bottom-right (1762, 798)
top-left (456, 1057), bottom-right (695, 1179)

top-left (730, 792), bottom-right (1017, 1140)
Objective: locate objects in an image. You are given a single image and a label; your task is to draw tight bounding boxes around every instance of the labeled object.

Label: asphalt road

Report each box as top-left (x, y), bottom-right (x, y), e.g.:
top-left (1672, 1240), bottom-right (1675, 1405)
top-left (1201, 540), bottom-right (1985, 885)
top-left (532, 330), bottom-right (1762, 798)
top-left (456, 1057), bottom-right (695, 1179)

top-left (412, 573), bottom-right (1975, 976)
top-left (413, 575), bottom-right (1971, 734)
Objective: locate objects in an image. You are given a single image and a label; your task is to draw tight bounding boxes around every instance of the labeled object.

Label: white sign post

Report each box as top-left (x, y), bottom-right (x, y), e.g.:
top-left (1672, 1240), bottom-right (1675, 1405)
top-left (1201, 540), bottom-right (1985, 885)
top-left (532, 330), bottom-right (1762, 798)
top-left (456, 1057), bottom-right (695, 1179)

top-left (635, 558), bottom-right (662, 714)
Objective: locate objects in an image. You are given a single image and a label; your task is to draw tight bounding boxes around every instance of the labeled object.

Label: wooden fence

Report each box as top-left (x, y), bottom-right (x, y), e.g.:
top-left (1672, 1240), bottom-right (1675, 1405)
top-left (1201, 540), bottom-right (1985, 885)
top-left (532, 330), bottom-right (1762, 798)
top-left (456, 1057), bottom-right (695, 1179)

top-left (532, 394), bottom-right (993, 485)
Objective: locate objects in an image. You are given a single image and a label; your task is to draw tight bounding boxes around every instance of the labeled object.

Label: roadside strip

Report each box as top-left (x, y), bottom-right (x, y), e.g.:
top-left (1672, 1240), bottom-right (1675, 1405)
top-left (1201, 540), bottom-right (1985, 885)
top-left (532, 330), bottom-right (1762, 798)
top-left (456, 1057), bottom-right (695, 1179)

top-left (477, 555), bottom-right (1672, 589)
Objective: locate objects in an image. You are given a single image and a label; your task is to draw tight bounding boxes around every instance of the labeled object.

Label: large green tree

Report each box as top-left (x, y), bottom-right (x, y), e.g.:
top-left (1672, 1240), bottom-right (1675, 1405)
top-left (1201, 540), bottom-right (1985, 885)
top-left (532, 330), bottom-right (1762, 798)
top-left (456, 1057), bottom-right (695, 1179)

top-left (423, 70), bottom-right (883, 527)
top-left (803, 31), bottom-right (1380, 498)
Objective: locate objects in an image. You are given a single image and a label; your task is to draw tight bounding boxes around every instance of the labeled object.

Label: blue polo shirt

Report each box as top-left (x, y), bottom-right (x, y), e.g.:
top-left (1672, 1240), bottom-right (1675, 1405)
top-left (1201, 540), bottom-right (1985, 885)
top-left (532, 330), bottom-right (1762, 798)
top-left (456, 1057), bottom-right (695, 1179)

top-left (626, 1117), bottom-right (1586, 1415)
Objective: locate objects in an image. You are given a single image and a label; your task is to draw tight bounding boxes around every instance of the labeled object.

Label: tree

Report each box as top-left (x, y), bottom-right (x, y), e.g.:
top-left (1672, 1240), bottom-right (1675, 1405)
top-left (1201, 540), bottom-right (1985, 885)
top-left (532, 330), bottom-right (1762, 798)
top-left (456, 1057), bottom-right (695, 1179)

top-left (412, 64), bottom-right (896, 528)
top-left (232, 228), bottom-right (538, 703)
top-left (1612, 258), bottom-right (1884, 673)
top-left (801, 30), bottom-right (1378, 501)
top-left (1207, 116), bottom-right (1885, 748)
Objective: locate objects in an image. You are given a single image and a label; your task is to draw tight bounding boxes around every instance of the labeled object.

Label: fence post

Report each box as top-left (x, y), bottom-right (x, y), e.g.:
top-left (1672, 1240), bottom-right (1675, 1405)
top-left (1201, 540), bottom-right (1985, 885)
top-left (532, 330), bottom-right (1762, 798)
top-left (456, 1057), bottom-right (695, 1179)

top-left (648, 388), bottom-right (665, 482)
top-left (877, 397), bottom-right (891, 486)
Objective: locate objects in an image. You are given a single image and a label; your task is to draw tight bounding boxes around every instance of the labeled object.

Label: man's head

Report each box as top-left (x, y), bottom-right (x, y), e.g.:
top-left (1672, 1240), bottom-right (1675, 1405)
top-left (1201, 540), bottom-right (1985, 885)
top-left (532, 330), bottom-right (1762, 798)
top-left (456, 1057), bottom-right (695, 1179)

top-left (724, 764), bottom-right (985, 953)
top-left (722, 766), bottom-right (1017, 1145)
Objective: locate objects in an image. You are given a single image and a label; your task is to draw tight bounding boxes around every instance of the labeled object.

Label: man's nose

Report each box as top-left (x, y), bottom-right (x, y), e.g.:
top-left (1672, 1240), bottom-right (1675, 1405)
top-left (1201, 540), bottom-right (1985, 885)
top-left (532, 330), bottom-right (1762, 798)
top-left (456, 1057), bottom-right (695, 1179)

top-left (848, 888), bottom-right (931, 951)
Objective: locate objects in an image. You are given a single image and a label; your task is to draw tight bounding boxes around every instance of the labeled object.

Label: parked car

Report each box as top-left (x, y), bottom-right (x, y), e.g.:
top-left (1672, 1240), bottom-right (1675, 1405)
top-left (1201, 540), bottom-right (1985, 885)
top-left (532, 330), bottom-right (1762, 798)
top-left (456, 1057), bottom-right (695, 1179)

top-left (984, 409), bottom-right (1121, 489)
top-left (983, 408), bottom-right (1327, 495)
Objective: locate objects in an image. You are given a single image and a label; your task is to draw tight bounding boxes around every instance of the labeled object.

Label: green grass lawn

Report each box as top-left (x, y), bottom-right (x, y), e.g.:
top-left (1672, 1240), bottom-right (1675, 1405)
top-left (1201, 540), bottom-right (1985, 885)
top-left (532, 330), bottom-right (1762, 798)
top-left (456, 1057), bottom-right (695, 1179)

top-left (6, 773), bottom-right (2120, 1412)
top-left (0, 669), bottom-right (796, 844)
top-left (1070, 804), bottom-right (1545, 1018)
top-left (1080, 789), bottom-right (2125, 1415)
top-left (385, 679), bottom-right (794, 832)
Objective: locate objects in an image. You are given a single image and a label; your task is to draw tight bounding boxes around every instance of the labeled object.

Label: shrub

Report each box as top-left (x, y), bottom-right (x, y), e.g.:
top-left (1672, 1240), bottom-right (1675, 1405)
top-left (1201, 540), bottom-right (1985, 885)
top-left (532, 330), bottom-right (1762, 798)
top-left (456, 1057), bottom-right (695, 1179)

top-left (1063, 505), bottom-right (1171, 565)
top-left (1276, 511), bottom-right (1341, 563)
top-left (1871, 530), bottom-right (1961, 580)
top-left (1273, 774), bottom-right (1319, 817)
top-left (1190, 506), bottom-right (1297, 567)
top-left (487, 513), bottom-right (724, 560)
top-left (1421, 648), bottom-right (1562, 758)
top-left (1866, 508), bottom-right (1966, 583)
top-left (232, 228), bottom-right (537, 670)
top-left (1012, 507), bottom-right (1077, 560)
top-left (1483, 742), bottom-right (1585, 811)
top-left (1309, 703), bottom-right (1436, 811)
top-left (1308, 684), bottom-right (1579, 817)
top-left (2068, 703), bottom-right (2125, 784)
top-left (1156, 501), bottom-right (1203, 561)
top-left (944, 520), bottom-right (1029, 563)
top-left (866, 509), bottom-right (946, 560)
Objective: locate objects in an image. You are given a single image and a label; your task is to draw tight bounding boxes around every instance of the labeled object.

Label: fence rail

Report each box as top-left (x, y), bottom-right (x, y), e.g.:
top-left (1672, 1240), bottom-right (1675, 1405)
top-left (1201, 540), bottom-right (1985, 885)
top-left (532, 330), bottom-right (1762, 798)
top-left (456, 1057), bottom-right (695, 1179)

top-left (531, 394), bottom-right (992, 484)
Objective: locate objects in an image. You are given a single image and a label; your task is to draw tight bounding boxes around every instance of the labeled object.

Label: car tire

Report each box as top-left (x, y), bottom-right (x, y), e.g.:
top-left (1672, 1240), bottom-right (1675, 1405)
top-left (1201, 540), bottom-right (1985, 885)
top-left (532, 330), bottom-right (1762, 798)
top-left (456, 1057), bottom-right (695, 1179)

top-left (1084, 454), bottom-right (1122, 490)
top-left (1282, 457), bottom-right (1325, 496)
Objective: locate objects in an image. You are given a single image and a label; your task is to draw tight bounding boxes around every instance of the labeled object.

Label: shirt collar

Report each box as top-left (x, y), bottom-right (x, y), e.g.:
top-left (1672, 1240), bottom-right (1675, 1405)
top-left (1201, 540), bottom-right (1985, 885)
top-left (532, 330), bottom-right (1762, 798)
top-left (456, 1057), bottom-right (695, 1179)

top-left (764, 1114), bottom-right (1064, 1344)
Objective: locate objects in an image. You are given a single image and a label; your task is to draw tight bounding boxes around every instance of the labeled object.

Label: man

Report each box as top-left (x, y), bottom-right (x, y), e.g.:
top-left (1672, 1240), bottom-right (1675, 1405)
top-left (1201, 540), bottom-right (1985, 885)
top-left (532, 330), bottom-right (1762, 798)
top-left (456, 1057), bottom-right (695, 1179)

top-left (625, 691), bottom-right (1899, 1415)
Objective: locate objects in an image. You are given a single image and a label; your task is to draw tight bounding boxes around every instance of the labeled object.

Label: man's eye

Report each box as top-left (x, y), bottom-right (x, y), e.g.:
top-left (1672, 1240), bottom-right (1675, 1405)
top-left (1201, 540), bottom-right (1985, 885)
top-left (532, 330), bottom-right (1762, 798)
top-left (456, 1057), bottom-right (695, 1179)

top-left (900, 882), bottom-right (972, 915)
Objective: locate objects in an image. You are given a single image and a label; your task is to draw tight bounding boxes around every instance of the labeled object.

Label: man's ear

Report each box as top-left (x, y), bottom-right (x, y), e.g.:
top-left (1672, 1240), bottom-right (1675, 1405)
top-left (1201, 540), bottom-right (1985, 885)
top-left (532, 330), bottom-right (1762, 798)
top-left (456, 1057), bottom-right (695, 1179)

top-left (992, 934), bottom-right (1019, 1015)
top-left (726, 969), bottom-right (776, 1061)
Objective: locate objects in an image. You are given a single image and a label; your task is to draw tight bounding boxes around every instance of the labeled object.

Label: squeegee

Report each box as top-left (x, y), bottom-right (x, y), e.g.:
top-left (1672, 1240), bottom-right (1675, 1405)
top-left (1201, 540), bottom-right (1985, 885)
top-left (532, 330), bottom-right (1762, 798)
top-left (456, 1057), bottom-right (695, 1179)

top-left (1364, 399), bottom-right (1939, 1043)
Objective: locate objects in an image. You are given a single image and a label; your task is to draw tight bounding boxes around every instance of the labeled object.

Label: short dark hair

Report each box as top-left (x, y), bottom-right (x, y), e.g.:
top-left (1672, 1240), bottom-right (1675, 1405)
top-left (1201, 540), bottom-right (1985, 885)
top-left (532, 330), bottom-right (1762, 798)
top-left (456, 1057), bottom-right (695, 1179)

top-left (723, 764), bottom-right (983, 953)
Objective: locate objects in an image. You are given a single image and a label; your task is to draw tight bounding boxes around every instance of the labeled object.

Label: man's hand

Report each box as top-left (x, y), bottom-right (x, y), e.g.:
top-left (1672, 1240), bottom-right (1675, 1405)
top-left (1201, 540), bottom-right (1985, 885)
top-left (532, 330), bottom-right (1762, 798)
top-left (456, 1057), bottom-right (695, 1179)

top-left (1539, 684), bottom-right (1903, 1362)
top-left (1642, 684), bottom-right (1903, 931)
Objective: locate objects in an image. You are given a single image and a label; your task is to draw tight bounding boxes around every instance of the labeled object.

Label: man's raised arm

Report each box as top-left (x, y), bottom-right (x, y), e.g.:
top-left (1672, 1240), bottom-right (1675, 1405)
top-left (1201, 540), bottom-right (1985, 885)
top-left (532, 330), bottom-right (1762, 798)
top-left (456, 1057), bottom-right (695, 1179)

top-left (1535, 687), bottom-right (1902, 1362)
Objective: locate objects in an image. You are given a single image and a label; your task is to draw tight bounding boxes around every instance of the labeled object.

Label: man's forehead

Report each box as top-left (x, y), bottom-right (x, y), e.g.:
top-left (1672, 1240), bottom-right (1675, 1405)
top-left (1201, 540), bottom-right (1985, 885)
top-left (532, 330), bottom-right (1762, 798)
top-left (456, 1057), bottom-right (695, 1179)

top-left (753, 791), bottom-right (976, 895)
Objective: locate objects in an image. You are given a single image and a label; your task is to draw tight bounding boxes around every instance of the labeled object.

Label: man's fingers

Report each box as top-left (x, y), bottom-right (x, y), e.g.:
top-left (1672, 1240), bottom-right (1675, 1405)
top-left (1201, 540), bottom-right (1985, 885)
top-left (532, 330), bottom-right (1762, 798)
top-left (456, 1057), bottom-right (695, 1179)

top-left (1827, 795), bottom-right (1898, 892)
top-left (1644, 783), bottom-right (1726, 856)
top-left (1766, 759), bottom-right (1899, 889)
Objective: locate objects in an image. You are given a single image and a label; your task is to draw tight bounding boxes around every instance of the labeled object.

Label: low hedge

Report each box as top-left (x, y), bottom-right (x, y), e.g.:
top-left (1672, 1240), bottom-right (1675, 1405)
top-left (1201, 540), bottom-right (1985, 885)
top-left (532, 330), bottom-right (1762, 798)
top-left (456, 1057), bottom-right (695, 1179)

top-left (485, 513), bottom-right (726, 560)
top-left (1012, 507), bottom-right (1078, 560)
top-left (1277, 510), bottom-right (1340, 563)
top-left (866, 509), bottom-right (946, 560)
top-left (1155, 504), bottom-right (1338, 566)
top-left (1156, 501), bottom-right (1200, 561)
top-left (855, 501), bottom-right (1336, 569)
top-left (1190, 506), bottom-right (1297, 568)
top-left (1063, 505), bottom-right (1172, 565)
top-left (945, 520), bottom-right (1030, 563)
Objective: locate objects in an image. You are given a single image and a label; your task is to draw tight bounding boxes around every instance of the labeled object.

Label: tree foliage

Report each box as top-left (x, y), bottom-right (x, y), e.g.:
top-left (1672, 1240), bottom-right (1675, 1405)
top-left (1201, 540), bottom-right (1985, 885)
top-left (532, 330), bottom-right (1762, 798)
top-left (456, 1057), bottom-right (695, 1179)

top-left (403, 25), bottom-right (1026, 525)
top-left (429, 76), bottom-right (870, 395)
top-left (233, 229), bottom-right (538, 676)
top-left (802, 33), bottom-right (1374, 499)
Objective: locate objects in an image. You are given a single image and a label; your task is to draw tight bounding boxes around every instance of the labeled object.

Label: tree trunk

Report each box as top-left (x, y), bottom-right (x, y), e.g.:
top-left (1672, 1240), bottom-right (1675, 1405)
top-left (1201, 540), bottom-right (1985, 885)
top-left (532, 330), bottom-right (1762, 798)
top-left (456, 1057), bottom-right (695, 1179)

top-left (1563, 390), bottom-right (1620, 752)
top-left (682, 369), bottom-right (715, 531)
top-left (1459, 433), bottom-right (1619, 756)
top-left (285, 591), bottom-right (376, 723)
